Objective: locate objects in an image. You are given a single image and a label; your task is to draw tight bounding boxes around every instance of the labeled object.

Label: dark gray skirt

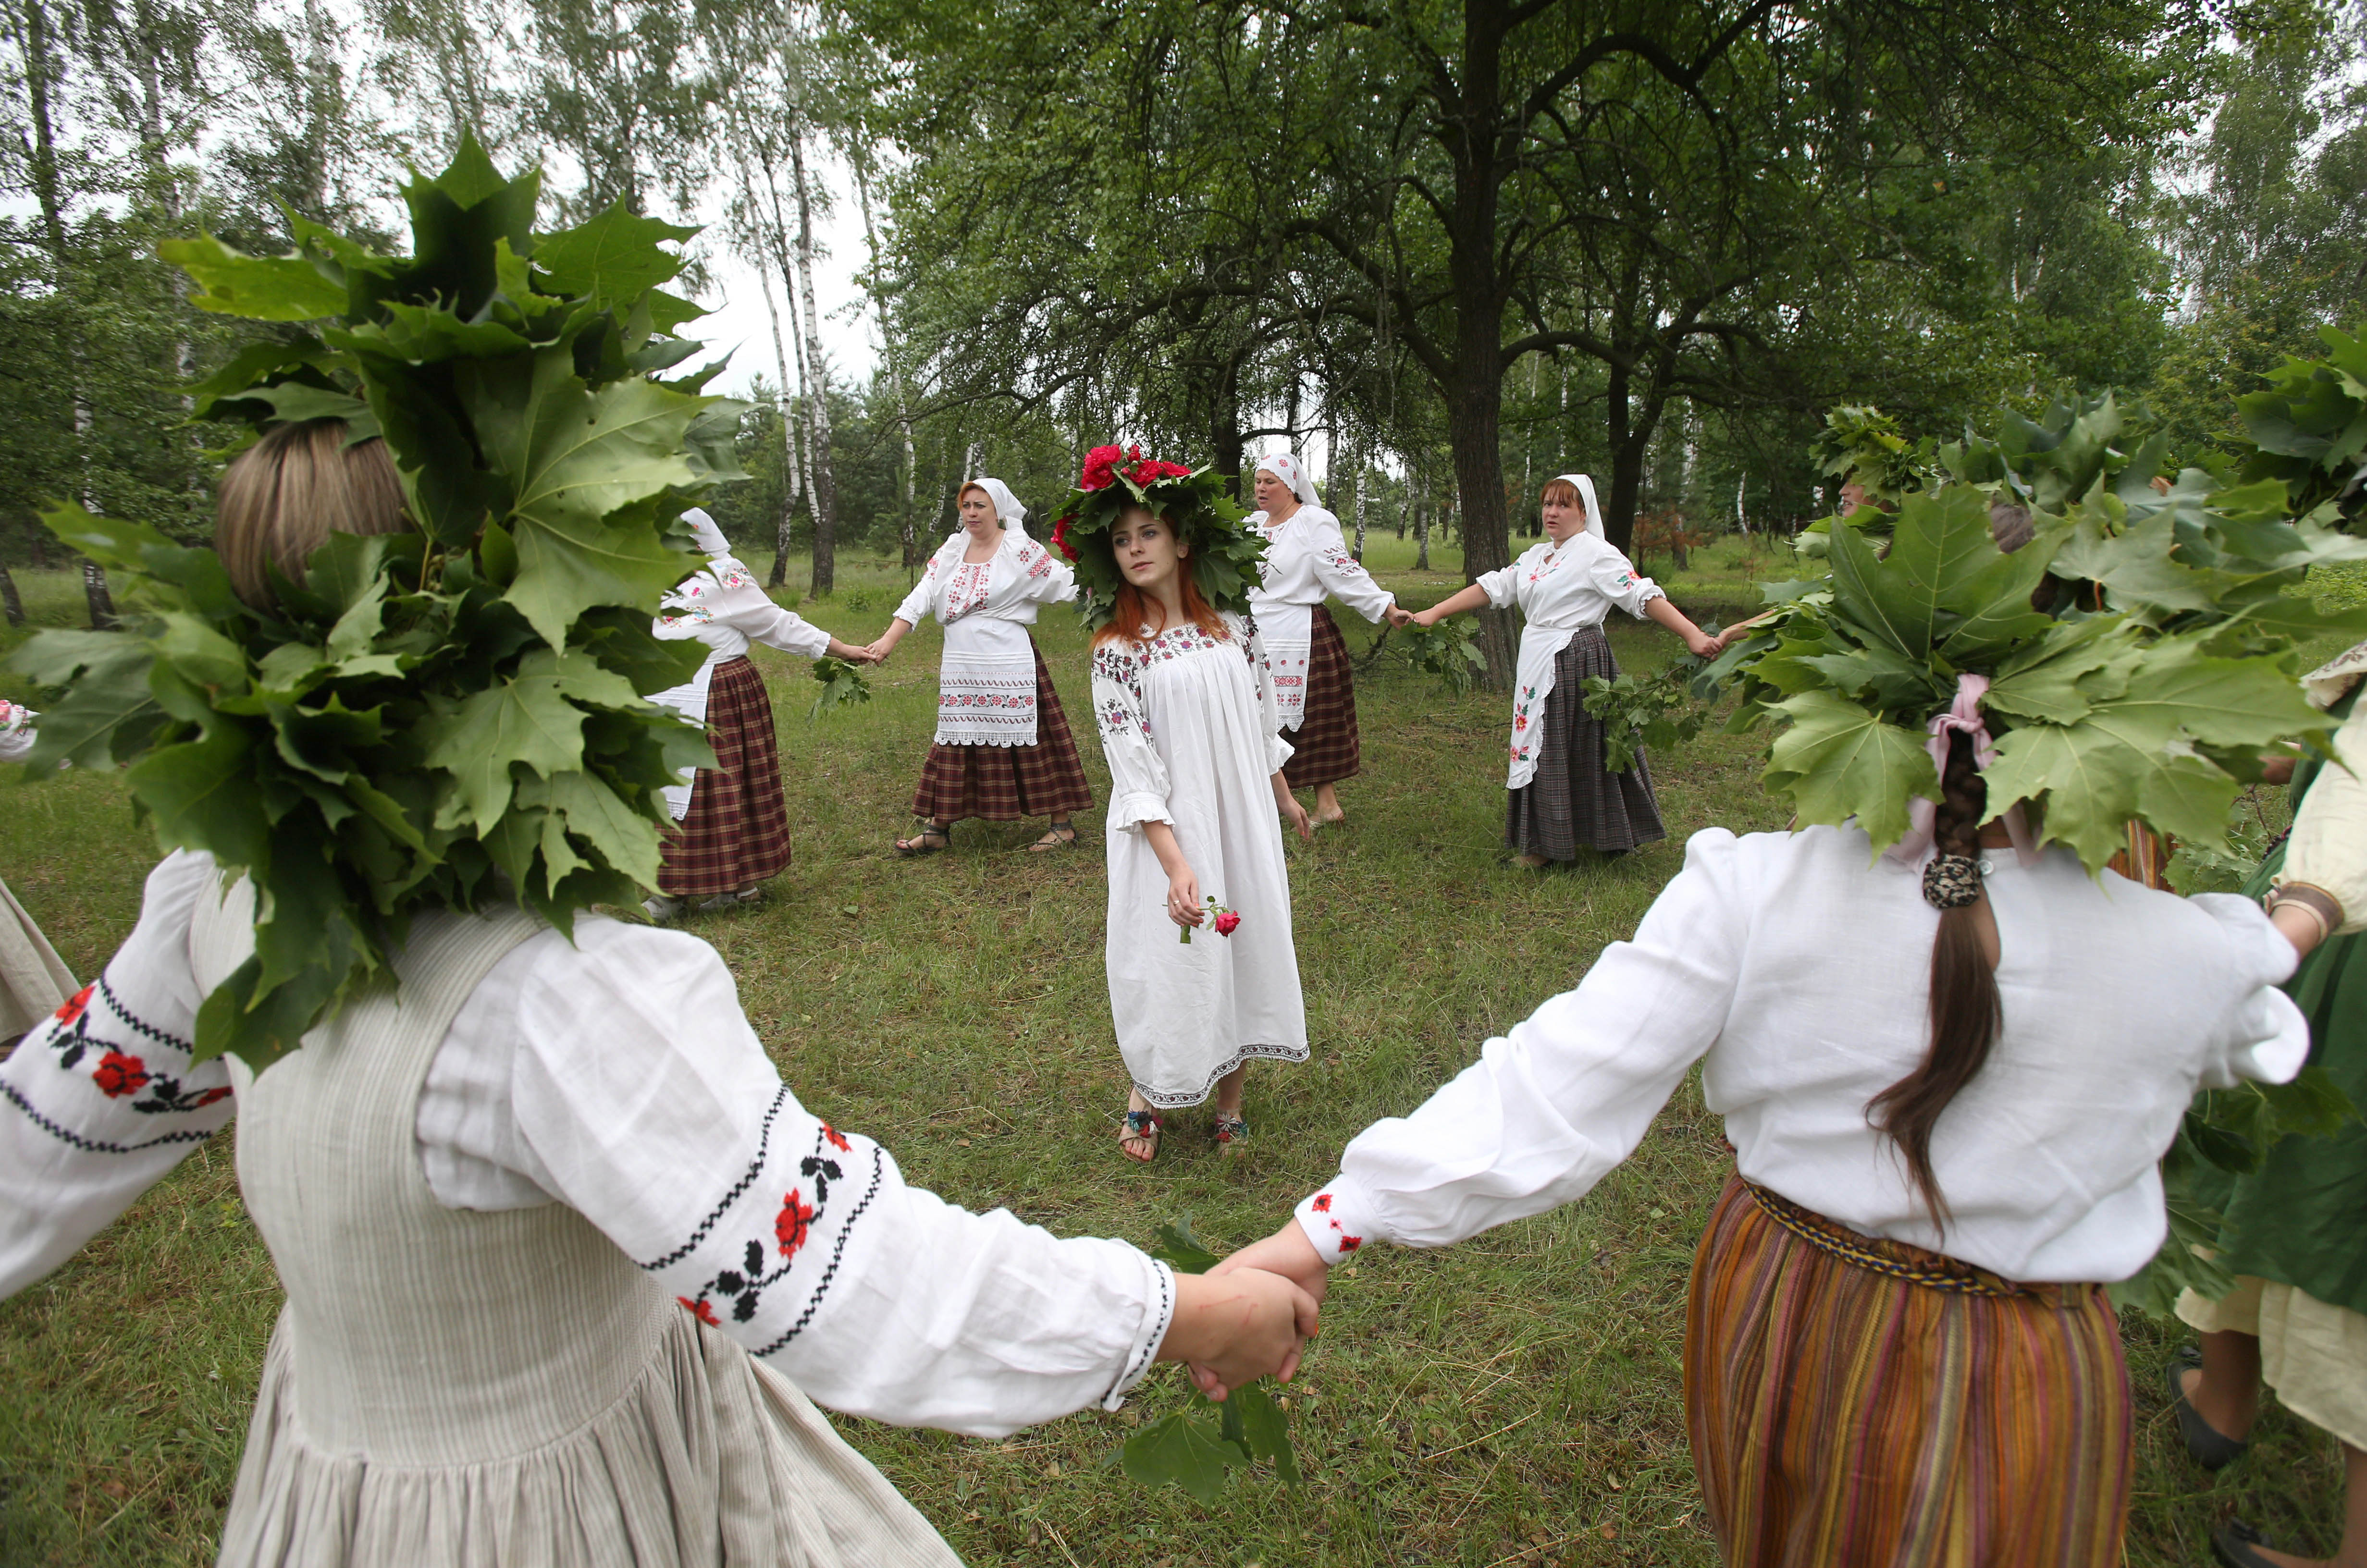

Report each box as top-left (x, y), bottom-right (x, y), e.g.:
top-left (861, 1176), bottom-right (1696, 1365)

top-left (1504, 626), bottom-right (1665, 859)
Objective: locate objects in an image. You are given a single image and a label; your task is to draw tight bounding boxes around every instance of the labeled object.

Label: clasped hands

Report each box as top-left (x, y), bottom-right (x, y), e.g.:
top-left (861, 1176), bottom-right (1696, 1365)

top-left (1158, 1222), bottom-right (1333, 1400)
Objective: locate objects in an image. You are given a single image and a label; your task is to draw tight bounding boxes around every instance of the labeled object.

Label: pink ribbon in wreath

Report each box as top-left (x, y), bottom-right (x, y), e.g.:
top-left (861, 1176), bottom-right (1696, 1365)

top-left (1885, 674), bottom-right (2040, 867)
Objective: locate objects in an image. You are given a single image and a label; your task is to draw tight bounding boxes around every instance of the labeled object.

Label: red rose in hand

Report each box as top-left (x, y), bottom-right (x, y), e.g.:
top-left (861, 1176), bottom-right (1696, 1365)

top-left (93, 1050), bottom-right (149, 1099)
top-left (1080, 445), bottom-right (1125, 491)
top-left (1214, 910), bottom-right (1241, 937)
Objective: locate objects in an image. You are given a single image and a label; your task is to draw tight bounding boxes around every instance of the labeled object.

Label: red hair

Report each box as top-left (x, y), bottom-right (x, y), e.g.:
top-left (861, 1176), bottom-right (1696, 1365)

top-left (1092, 508), bottom-right (1230, 647)
top-left (1541, 477), bottom-right (1581, 508)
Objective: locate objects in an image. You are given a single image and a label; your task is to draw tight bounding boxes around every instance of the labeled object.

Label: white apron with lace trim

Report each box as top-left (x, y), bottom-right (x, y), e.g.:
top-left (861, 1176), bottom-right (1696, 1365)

top-left (1245, 505), bottom-right (1397, 732)
top-left (894, 534), bottom-right (1075, 748)
top-left (1475, 535), bottom-right (1664, 790)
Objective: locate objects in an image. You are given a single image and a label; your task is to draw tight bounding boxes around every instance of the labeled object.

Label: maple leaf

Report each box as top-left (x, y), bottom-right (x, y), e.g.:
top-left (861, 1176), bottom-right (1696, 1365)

top-left (1763, 689), bottom-right (1936, 853)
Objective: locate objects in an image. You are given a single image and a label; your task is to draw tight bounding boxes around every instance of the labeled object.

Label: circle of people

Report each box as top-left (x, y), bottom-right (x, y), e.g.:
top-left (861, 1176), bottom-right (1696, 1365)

top-left (0, 429), bottom-right (2356, 1568)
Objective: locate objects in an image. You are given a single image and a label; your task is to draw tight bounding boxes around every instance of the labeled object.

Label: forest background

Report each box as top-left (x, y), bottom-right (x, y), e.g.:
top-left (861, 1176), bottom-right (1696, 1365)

top-left (0, 0), bottom-right (2361, 673)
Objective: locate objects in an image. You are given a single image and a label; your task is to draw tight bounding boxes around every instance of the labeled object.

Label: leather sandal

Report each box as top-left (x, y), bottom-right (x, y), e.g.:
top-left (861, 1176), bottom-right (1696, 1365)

top-left (2167, 1347), bottom-right (2250, 1470)
top-left (895, 821), bottom-right (952, 857)
top-left (1027, 820), bottom-right (1078, 853)
top-left (2212, 1519), bottom-right (2286, 1568)
top-left (1212, 1111), bottom-right (1249, 1150)
top-left (1118, 1109), bottom-right (1163, 1163)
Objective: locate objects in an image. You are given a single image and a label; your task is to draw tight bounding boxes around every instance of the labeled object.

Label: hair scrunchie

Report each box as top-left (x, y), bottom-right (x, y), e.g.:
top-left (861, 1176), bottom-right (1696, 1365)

top-left (1923, 854), bottom-right (1984, 910)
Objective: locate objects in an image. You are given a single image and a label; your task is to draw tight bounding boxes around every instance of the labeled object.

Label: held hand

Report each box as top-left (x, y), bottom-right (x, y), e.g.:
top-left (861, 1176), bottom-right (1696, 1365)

top-left (1685, 630), bottom-right (1723, 659)
top-left (1166, 1266), bottom-right (1322, 1402)
top-left (825, 638), bottom-right (874, 664)
top-left (1409, 608), bottom-right (1438, 629)
top-left (1384, 604), bottom-right (1415, 628)
top-left (1167, 867), bottom-right (1204, 931)
top-left (1208, 1221), bottom-right (1330, 1309)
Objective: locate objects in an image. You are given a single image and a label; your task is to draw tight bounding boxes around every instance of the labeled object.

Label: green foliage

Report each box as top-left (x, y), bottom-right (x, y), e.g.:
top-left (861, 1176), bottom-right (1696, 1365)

top-left (1581, 659), bottom-right (1710, 775)
top-left (1808, 406), bottom-right (1932, 500)
top-left (7, 140), bottom-right (733, 1070)
top-left (1112, 1218), bottom-right (1302, 1499)
top-left (1716, 401), bottom-right (2364, 868)
top-left (2112, 1066), bottom-right (2360, 1317)
top-left (808, 654), bottom-right (872, 718)
top-left (2233, 324), bottom-right (2367, 526)
top-left (1401, 619), bottom-right (1486, 696)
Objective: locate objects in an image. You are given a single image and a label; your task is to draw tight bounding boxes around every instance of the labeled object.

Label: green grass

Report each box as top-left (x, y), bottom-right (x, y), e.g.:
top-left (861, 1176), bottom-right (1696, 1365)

top-left (0, 543), bottom-right (2353, 1566)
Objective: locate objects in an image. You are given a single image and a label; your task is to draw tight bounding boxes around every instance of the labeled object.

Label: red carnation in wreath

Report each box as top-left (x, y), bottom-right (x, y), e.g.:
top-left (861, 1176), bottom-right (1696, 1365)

top-left (1051, 515), bottom-right (1079, 561)
top-left (1080, 445), bottom-right (1126, 491)
top-left (1128, 458), bottom-right (1192, 487)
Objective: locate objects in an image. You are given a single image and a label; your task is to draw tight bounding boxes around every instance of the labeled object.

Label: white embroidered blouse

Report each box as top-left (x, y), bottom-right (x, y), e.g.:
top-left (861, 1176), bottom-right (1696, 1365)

top-left (648, 555), bottom-right (833, 819)
top-left (1245, 505), bottom-right (1396, 732)
top-left (892, 532), bottom-right (1077, 748)
top-left (1475, 533), bottom-right (1664, 789)
top-left (1291, 824), bottom-right (2309, 1285)
top-left (0, 851), bottom-right (1176, 1437)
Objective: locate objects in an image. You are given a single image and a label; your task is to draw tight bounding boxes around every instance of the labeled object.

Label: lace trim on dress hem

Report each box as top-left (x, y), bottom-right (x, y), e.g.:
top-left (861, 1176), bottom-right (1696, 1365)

top-left (1133, 1041), bottom-right (1312, 1109)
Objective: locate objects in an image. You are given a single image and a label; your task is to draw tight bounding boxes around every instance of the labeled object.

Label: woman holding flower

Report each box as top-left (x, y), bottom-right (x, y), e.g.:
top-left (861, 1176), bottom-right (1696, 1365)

top-left (1245, 451), bottom-right (1414, 829)
top-left (864, 478), bottom-right (1094, 856)
top-left (1411, 473), bottom-right (1722, 866)
top-left (1058, 446), bottom-right (1312, 1162)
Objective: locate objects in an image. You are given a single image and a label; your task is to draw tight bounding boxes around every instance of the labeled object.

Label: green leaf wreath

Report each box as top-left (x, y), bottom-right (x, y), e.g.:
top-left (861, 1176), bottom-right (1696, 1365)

top-left (1045, 445), bottom-right (1268, 626)
top-left (6, 137), bottom-right (742, 1070)
top-left (1710, 396), bottom-right (2367, 871)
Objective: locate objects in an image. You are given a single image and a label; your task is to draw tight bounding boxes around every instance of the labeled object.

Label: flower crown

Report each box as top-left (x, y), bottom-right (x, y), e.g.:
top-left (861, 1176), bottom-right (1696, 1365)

top-left (1048, 445), bottom-right (1267, 623)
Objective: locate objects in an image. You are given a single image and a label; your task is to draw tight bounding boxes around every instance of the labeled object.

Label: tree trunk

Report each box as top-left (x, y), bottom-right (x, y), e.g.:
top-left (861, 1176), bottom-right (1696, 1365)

top-left (750, 222), bottom-right (801, 588)
top-left (1209, 350), bottom-right (1244, 479)
top-left (1414, 484), bottom-right (1430, 572)
top-left (853, 162), bottom-right (920, 570)
top-left (1349, 424), bottom-right (1367, 562)
top-left (1602, 356), bottom-right (1668, 556)
top-left (0, 559), bottom-right (23, 626)
top-left (787, 130), bottom-right (837, 596)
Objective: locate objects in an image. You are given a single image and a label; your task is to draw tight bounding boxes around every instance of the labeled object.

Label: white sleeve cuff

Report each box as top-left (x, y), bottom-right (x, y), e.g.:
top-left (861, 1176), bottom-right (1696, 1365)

top-left (1266, 733), bottom-right (1295, 774)
top-left (1100, 1256), bottom-right (1176, 1409)
top-left (1109, 791), bottom-right (1172, 832)
top-left (1294, 1176), bottom-right (1385, 1264)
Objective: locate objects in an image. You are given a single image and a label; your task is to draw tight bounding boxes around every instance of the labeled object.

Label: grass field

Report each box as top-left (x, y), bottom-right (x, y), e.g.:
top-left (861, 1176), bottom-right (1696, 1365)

top-left (0, 533), bottom-right (2352, 1566)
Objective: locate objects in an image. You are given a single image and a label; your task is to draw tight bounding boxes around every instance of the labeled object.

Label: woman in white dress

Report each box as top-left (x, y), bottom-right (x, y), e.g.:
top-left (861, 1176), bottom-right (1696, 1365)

top-left (1245, 451), bottom-right (1413, 828)
top-left (1065, 456), bottom-right (1312, 1161)
top-left (0, 699), bottom-right (76, 1045)
top-left (866, 478), bottom-right (1095, 855)
top-left (1412, 473), bottom-right (1722, 865)
top-left (645, 508), bottom-right (875, 920)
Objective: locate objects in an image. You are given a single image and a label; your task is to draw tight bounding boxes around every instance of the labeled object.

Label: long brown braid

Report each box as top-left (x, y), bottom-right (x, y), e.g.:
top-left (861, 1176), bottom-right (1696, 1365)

top-left (1868, 729), bottom-right (2002, 1231)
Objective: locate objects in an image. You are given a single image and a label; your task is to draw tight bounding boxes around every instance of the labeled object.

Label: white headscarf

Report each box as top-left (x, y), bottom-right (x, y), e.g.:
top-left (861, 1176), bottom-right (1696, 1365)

top-left (924, 476), bottom-right (1035, 584)
top-left (1554, 473), bottom-right (1606, 540)
top-left (960, 476), bottom-right (1031, 540)
top-left (1256, 451), bottom-right (1320, 507)
top-left (682, 506), bottom-right (731, 558)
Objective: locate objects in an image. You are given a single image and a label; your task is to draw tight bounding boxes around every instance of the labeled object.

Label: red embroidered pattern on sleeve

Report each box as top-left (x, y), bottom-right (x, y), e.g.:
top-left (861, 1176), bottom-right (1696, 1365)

top-left (38, 977), bottom-right (231, 1116)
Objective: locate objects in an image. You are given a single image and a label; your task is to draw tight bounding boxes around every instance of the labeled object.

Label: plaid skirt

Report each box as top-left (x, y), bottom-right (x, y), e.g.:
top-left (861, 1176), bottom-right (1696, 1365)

top-left (1281, 604), bottom-right (1360, 789)
top-left (911, 642), bottom-right (1094, 822)
top-left (1504, 626), bottom-right (1664, 858)
top-left (658, 656), bottom-right (794, 897)
top-left (1684, 1175), bottom-right (2132, 1568)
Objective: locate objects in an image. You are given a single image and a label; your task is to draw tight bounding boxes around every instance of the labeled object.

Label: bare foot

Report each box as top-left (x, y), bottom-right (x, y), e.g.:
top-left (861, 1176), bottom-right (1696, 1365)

top-left (1513, 853), bottom-right (1550, 869)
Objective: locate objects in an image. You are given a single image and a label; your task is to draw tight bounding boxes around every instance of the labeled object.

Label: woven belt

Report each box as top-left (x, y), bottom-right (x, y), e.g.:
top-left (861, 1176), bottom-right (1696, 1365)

top-left (1742, 1180), bottom-right (2034, 1299)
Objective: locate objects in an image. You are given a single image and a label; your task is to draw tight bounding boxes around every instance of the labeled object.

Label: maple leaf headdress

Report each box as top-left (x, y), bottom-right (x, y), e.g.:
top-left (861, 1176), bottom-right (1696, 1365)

top-left (1712, 394), bottom-right (2367, 870)
top-left (1047, 444), bottom-right (1269, 625)
top-left (7, 137), bottom-right (741, 1068)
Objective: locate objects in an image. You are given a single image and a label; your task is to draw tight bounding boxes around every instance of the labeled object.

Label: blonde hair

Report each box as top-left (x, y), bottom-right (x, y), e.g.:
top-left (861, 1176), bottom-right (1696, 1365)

top-left (217, 420), bottom-right (411, 610)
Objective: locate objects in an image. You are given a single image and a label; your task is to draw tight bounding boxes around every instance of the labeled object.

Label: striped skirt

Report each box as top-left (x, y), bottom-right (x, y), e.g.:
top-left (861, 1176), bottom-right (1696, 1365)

top-left (1505, 627), bottom-right (1664, 858)
top-left (658, 656), bottom-right (795, 898)
top-left (1683, 1175), bottom-right (2131, 1568)
top-left (1281, 604), bottom-right (1360, 789)
top-left (911, 643), bottom-right (1095, 822)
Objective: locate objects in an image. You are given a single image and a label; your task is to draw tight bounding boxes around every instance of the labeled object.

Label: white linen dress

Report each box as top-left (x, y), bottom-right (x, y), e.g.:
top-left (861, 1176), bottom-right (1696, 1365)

top-left (650, 554), bottom-right (832, 821)
top-left (1243, 505), bottom-right (1396, 732)
top-left (1091, 612), bottom-right (1309, 1107)
top-left (0, 700), bottom-right (75, 1038)
top-left (1476, 532), bottom-right (1663, 790)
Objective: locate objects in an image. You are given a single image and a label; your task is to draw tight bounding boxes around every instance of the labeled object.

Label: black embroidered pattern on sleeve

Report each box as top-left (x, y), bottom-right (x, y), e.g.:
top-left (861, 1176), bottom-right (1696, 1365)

top-left (665, 1120), bottom-right (884, 1345)
top-left (35, 980), bottom-right (231, 1117)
